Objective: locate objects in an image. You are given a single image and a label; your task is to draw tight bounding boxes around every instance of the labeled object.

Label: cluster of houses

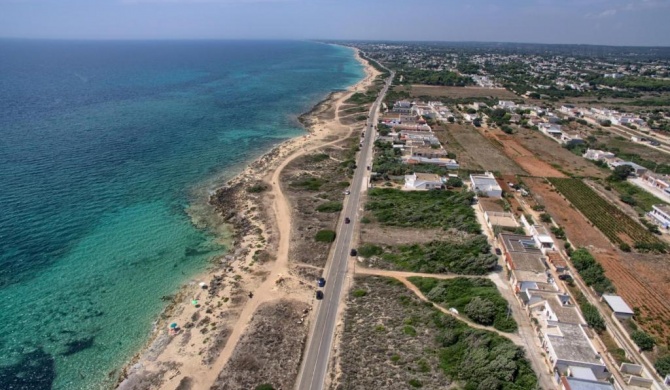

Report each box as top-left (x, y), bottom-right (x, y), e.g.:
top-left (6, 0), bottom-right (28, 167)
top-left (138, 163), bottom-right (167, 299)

top-left (474, 196), bottom-right (656, 389)
top-left (486, 214), bottom-right (650, 389)
top-left (378, 101), bottom-right (461, 191)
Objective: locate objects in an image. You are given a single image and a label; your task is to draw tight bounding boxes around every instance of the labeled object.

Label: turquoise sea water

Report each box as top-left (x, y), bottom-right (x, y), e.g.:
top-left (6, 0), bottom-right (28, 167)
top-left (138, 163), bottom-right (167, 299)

top-left (0, 40), bottom-right (364, 389)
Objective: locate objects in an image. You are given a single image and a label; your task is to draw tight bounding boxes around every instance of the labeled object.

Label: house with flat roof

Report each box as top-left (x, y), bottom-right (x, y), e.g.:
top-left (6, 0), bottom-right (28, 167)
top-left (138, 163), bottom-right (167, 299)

top-left (539, 123), bottom-right (563, 140)
top-left (583, 149), bottom-right (615, 161)
top-left (601, 295), bottom-right (634, 320)
top-left (404, 173), bottom-right (443, 191)
top-left (606, 158), bottom-right (647, 177)
top-left (410, 147), bottom-right (448, 159)
top-left (525, 290), bottom-right (584, 325)
top-left (542, 322), bottom-right (609, 380)
top-left (641, 172), bottom-right (670, 194)
top-left (648, 204), bottom-right (670, 230)
top-left (392, 100), bottom-right (412, 114)
top-left (498, 233), bottom-right (553, 292)
top-left (558, 376), bottom-right (614, 390)
top-left (470, 172), bottom-right (502, 198)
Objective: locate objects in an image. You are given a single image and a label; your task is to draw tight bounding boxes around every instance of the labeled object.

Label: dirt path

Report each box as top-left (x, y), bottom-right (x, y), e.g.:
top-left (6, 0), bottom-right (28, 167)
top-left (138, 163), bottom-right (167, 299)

top-left (355, 267), bottom-right (523, 346)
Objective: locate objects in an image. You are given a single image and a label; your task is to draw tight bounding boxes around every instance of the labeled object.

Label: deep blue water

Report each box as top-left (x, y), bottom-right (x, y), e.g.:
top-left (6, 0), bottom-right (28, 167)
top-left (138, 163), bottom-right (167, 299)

top-left (0, 40), bottom-right (363, 390)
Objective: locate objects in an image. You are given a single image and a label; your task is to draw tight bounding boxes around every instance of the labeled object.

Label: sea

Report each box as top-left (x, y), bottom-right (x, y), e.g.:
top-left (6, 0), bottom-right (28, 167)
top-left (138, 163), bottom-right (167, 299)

top-left (0, 40), bottom-right (364, 390)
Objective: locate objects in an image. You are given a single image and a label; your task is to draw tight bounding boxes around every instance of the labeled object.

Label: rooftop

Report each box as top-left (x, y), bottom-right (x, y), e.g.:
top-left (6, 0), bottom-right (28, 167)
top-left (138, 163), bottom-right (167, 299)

top-left (414, 173), bottom-right (441, 182)
top-left (499, 233), bottom-right (543, 254)
top-left (547, 323), bottom-right (602, 365)
top-left (601, 295), bottom-right (634, 315)
top-left (509, 252), bottom-right (546, 273)
top-left (652, 204), bottom-right (670, 215)
top-left (560, 377), bottom-right (614, 390)
top-left (529, 291), bottom-right (584, 324)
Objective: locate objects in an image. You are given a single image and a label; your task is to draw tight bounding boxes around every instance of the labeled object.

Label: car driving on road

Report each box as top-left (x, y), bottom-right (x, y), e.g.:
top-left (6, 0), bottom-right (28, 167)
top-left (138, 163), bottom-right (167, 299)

top-left (344, 217), bottom-right (350, 224)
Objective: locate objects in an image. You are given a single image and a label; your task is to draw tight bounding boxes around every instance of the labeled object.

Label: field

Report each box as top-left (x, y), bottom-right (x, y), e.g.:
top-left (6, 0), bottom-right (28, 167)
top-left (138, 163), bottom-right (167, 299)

top-left (330, 276), bottom-right (537, 390)
top-left (364, 188), bottom-right (480, 234)
top-left (548, 178), bottom-right (665, 251)
top-left (524, 177), bottom-right (670, 341)
top-left (431, 124), bottom-right (483, 170)
top-left (511, 127), bottom-right (609, 178)
top-left (446, 124), bottom-right (527, 175)
top-left (357, 238), bottom-right (498, 275)
top-left (399, 85), bottom-right (520, 100)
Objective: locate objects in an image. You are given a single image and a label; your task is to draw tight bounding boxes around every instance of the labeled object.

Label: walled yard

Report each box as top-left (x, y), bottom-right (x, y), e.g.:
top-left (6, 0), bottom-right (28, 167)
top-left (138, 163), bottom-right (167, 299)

top-left (524, 177), bottom-right (670, 341)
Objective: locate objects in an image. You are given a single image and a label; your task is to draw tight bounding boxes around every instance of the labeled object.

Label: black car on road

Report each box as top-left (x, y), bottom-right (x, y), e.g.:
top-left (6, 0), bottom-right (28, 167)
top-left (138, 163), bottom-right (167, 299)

top-left (316, 290), bottom-right (324, 300)
top-left (317, 277), bottom-right (326, 287)
top-left (350, 249), bottom-right (357, 256)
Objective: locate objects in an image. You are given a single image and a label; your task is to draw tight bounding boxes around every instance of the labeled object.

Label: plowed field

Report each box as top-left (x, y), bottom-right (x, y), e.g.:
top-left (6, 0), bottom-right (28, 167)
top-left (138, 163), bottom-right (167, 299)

top-left (525, 177), bottom-right (670, 340)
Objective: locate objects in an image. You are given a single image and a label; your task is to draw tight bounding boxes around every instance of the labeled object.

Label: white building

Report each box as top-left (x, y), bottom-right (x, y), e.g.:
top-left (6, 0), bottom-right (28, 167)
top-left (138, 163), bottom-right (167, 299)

top-left (470, 172), bottom-right (502, 198)
top-left (404, 173), bottom-right (443, 190)
top-left (542, 323), bottom-right (609, 380)
top-left (648, 204), bottom-right (670, 230)
top-left (583, 149), bottom-right (615, 161)
top-left (601, 295), bottom-right (635, 320)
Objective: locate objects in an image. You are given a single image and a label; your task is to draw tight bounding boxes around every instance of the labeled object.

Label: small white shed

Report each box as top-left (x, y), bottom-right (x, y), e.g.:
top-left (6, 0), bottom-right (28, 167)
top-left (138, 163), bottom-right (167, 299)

top-left (602, 294), bottom-right (634, 320)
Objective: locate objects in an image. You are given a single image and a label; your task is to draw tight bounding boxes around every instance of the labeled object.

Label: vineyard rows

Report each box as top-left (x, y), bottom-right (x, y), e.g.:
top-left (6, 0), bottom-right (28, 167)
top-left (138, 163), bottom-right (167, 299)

top-left (548, 178), bottom-right (665, 250)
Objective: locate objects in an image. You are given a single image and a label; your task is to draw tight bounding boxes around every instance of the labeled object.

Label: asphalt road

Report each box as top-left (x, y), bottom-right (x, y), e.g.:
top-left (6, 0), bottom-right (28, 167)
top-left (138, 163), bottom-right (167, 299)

top-left (295, 70), bottom-right (394, 390)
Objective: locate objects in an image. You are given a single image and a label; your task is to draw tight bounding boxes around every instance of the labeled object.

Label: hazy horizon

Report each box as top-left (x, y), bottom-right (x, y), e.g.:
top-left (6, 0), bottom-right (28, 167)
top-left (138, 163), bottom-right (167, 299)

top-left (1, 0), bottom-right (670, 47)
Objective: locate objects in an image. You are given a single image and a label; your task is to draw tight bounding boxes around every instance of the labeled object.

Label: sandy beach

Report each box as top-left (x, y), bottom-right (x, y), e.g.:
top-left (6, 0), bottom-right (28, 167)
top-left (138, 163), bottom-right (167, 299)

top-left (116, 47), bottom-right (380, 390)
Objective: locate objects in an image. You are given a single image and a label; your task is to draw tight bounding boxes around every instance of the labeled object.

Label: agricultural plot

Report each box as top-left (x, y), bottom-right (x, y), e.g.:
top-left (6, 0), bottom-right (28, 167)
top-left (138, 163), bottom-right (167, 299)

top-left (548, 178), bottom-right (666, 252)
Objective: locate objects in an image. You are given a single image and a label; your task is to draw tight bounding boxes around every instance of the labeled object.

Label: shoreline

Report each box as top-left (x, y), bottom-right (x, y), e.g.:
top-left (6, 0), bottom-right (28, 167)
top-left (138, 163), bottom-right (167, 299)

top-left (115, 46), bottom-right (379, 389)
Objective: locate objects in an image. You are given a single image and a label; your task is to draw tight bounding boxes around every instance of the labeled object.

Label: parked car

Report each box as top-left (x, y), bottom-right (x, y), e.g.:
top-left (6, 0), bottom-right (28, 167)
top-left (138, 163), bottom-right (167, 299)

top-left (316, 290), bottom-right (324, 300)
top-left (350, 248), bottom-right (357, 256)
top-left (343, 190), bottom-right (351, 195)
top-left (495, 248), bottom-right (502, 256)
top-left (558, 274), bottom-right (573, 281)
top-left (366, 165), bottom-right (371, 170)
top-left (317, 277), bottom-right (326, 287)
top-left (344, 217), bottom-right (350, 224)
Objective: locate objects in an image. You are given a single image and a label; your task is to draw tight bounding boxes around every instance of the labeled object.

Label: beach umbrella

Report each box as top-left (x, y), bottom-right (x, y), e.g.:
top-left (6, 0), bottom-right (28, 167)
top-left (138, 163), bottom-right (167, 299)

top-left (192, 299), bottom-right (199, 306)
top-left (170, 323), bottom-right (178, 329)
top-left (199, 282), bottom-right (207, 287)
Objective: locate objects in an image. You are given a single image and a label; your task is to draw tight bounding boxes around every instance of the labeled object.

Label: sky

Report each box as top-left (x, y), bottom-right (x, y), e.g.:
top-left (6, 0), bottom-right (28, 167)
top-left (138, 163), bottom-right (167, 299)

top-left (1, 0), bottom-right (669, 46)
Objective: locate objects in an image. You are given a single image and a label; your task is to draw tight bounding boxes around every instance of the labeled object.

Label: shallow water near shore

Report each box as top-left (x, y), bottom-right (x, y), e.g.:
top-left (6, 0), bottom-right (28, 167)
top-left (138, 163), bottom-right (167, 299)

top-left (0, 40), bottom-right (363, 389)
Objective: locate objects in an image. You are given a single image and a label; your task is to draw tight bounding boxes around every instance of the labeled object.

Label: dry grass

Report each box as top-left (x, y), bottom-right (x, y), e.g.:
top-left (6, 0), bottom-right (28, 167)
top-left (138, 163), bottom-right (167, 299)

top-left (447, 124), bottom-right (526, 175)
top-left (210, 299), bottom-right (309, 390)
top-left (400, 85), bottom-right (519, 100)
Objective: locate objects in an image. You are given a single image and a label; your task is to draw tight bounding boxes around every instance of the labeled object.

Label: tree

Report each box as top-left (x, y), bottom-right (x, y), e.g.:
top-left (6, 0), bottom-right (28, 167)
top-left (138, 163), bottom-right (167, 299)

top-left (655, 354), bottom-right (670, 376)
top-left (446, 177), bottom-right (464, 188)
top-left (464, 297), bottom-right (497, 325)
top-left (540, 213), bottom-right (552, 223)
top-left (609, 165), bottom-right (634, 181)
top-left (630, 331), bottom-right (655, 351)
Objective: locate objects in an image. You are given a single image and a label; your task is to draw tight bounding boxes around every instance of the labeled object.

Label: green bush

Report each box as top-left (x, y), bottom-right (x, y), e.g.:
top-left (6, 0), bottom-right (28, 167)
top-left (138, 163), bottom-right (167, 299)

top-left (315, 230), bottom-right (336, 243)
top-left (408, 378), bottom-right (423, 388)
top-left (570, 248), bottom-right (615, 294)
top-left (540, 213), bottom-right (552, 223)
top-left (316, 201), bottom-right (343, 213)
top-left (352, 289), bottom-right (367, 297)
top-left (631, 331), bottom-right (655, 351)
top-left (358, 243), bottom-right (383, 257)
top-left (255, 385), bottom-right (274, 390)
top-left (655, 354), bottom-right (670, 376)
top-left (290, 176), bottom-right (324, 191)
top-left (574, 291), bottom-right (606, 332)
top-left (246, 183), bottom-right (268, 193)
